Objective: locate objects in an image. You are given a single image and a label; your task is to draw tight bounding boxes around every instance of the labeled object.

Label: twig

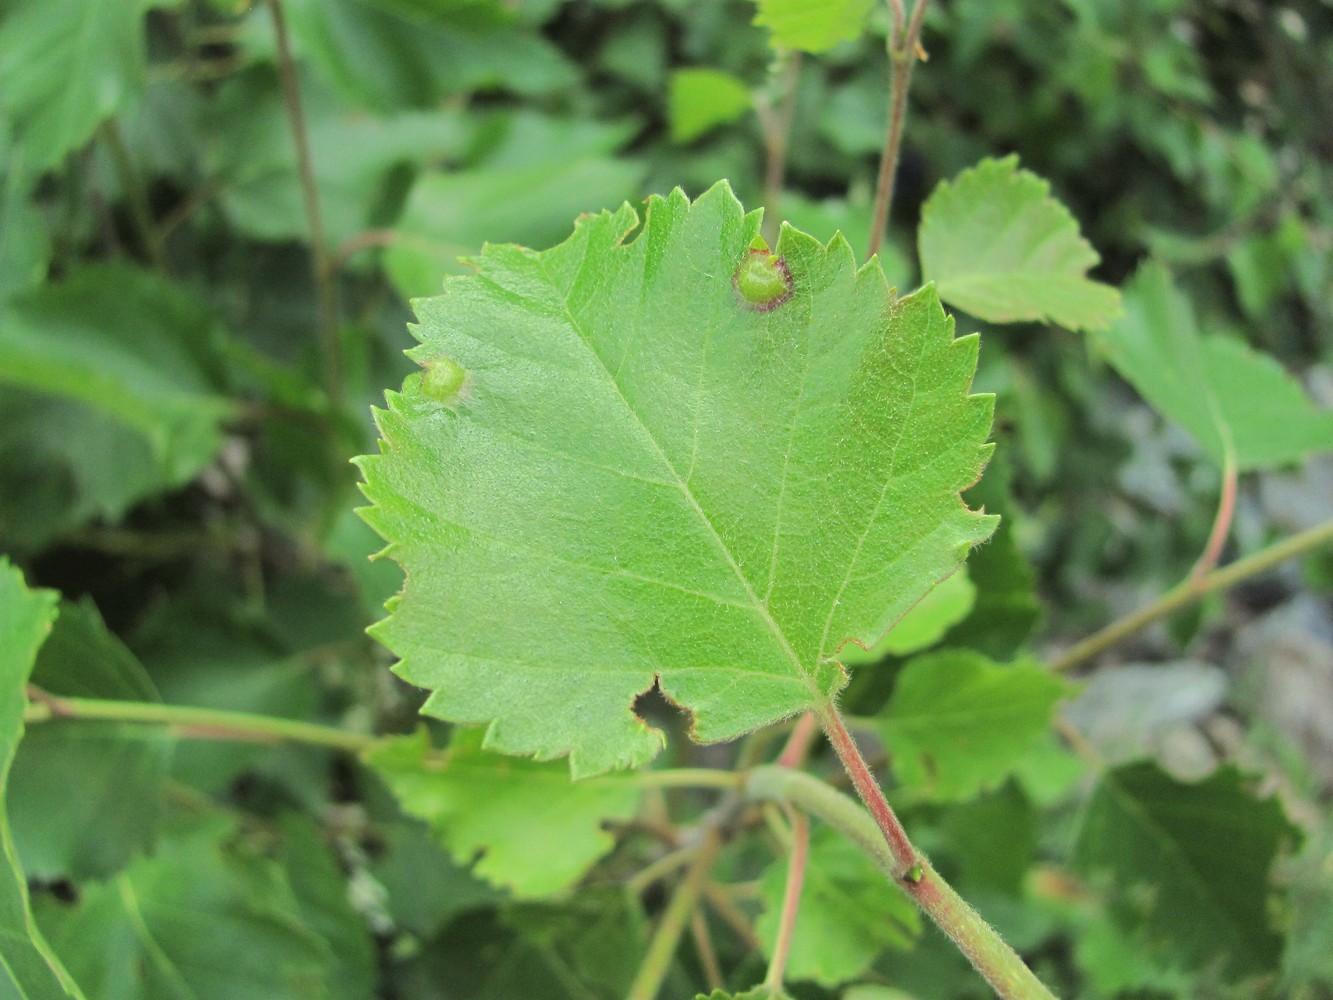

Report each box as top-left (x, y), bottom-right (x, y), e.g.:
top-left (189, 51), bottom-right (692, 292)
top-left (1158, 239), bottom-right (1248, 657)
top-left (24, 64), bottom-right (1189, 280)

top-left (626, 828), bottom-right (724, 1000)
top-left (691, 907), bottom-right (725, 991)
top-left (763, 806), bottom-right (809, 993)
top-left (267, 0), bottom-right (342, 408)
top-left (776, 710), bottom-right (818, 768)
top-left (1051, 516), bottom-right (1333, 673)
top-left (746, 762), bottom-right (1059, 1000)
top-left (867, 0), bottom-right (931, 260)
top-left (24, 688), bottom-right (374, 754)
top-left (1191, 448), bottom-right (1238, 584)
top-left (758, 49), bottom-right (803, 245)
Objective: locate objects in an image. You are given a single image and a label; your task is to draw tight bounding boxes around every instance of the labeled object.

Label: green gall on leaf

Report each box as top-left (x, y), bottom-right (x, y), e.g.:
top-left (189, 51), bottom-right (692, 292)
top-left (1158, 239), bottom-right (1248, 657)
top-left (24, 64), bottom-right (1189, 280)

top-left (417, 356), bottom-right (468, 406)
top-left (733, 246), bottom-right (793, 311)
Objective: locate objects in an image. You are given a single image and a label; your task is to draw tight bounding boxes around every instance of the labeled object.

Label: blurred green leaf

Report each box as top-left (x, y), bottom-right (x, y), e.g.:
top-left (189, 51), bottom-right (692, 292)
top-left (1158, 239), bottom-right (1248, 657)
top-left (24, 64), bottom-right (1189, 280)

top-left (364, 728), bottom-right (641, 897)
top-left (757, 825), bottom-right (920, 986)
top-left (11, 600), bottom-right (170, 882)
top-left (0, 390), bottom-right (171, 550)
top-left (383, 112), bottom-right (646, 296)
top-left (668, 68), bottom-right (753, 143)
top-left (877, 651), bottom-right (1068, 801)
top-left (260, 0), bottom-right (573, 110)
top-left (0, 559), bottom-right (85, 999)
top-left (0, 132), bottom-right (49, 298)
top-left (36, 811), bottom-right (343, 999)
top-left (751, 0), bottom-right (873, 53)
top-left (1072, 762), bottom-right (1299, 977)
top-left (359, 183), bottom-right (995, 776)
top-left (939, 450), bottom-right (1039, 659)
top-left (273, 813), bottom-right (378, 1000)
top-left (1094, 262), bottom-right (1333, 470)
top-left (209, 67), bottom-right (473, 247)
top-left (0, 0), bottom-right (150, 169)
top-left (919, 156), bottom-right (1121, 330)
top-left (0, 264), bottom-right (235, 484)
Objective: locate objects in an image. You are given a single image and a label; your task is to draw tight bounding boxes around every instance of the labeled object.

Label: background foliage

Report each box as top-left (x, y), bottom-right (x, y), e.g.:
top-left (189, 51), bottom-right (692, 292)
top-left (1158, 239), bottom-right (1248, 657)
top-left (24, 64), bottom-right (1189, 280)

top-left (1, 0), bottom-right (1331, 998)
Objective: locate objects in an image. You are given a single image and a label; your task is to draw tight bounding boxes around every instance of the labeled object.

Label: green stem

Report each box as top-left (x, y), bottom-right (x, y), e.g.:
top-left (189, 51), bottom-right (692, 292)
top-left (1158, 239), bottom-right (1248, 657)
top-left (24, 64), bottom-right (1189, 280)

top-left (1051, 516), bottom-right (1333, 673)
top-left (626, 827), bottom-right (723, 1000)
top-left (867, 0), bottom-right (930, 260)
top-left (24, 689), bottom-right (374, 754)
top-left (629, 768), bottom-right (744, 791)
top-left (746, 765), bottom-right (1058, 1000)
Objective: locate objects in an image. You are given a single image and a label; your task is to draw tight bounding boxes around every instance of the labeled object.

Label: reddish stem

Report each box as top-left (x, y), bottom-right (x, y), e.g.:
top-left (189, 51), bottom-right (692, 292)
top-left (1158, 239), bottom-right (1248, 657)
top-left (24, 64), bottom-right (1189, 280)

top-left (1192, 449), bottom-right (1238, 586)
top-left (776, 711), bottom-right (818, 768)
top-left (816, 703), bottom-right (916, 874)
top-left (764, 807), bottom-right (810, 992)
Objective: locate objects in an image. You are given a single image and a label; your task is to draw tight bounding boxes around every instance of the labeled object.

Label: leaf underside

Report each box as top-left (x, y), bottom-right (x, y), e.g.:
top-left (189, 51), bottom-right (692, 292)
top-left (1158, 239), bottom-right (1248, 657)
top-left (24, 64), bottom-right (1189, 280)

top-left (919, 156), bottom-right (1121, 331)
top-left (358, 181), bottom-right (996, 777)
top-left (1095, 262), bottom-right (1333, 471)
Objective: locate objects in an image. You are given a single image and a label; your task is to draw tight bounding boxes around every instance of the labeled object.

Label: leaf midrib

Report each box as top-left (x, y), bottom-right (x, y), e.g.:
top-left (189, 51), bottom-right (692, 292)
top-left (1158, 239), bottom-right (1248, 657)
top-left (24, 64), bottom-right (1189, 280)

top-left (537, 250), bottom-right (820, 700)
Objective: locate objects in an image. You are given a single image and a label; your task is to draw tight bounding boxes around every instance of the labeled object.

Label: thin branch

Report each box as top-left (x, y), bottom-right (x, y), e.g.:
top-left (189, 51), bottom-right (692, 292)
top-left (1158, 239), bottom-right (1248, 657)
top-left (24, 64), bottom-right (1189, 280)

top-left (886, 0), bottom-right (906, 41)
top-left (332, 228), bottom-right (398, 273)
top-left (690, 907), bottom-right (725, 991)
top-left (1051, 516), bottom-right (1333, 673)
top-left (867, 0), bottom-right (931, 260)
top-left (24, 688), bottom-right (375, 754)
top-left (759, 49), bottom-right (803, 245)
top-left (702, 882), bottom-right (762, 951)
top-left (763, 806), bottom-right (809, 993)
top-left (626, 845), bottom-right (699, 898)
top-left (267, 0), bottom-right (342, 408)
top-left (776, 710), bottom-right (818, 768)
top-left (1192, 448), bottom-right (1238, 584)
top-left (746, 764), bottom-right (1059, 1000)
top-left (626, 828), bottom-right (724, 1000)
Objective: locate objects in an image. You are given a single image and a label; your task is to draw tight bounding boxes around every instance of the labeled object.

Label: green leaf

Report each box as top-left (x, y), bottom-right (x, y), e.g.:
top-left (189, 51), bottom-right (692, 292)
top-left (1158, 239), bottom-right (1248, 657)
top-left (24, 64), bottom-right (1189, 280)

top-left (1071, 762), bottom-right (1299, 977)
top-left (696, 990), bottom-right (791, 1000)
top-left (10, 600), bottom-right (171, 882)
top-left (35, 812), bottom-right (342, 999)
top-left (364, 728), bottom-right (641, 896)
top-left (751, 0), bottom-right (874, 53)
top-left (1093, 261), bottom-right (1333, 471)
top-left (0, 0), bottom-right (149, 169)
top-left (208, 68), bottom-right (473, 248)
top-left (0, 389), bottom-right (179, 551)
top-left (839, 568), bottom-right (976, 665)
top-left (0, 133), bottom-right (49, 298)
top-left (668, 68), bottom-right (753, 143)
top-left (358, 182), bottom-right (996, 776)
top-left (385, 157), bottom-right (647, 297)
top-left (877, 651), bottom-right (1068, 801)
top-left (757, 825), bottom-right (920, 986)
top-left (0, 559), bottom-right (85, 999)
top-left (0, 264), bottom-right (235, 486)
top-left (918, 156), bottom-right (1121, 330)
top-left (272, 813), bottom-right (378, 1000)
top-left (260, 0), bottom-right (573, 111)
